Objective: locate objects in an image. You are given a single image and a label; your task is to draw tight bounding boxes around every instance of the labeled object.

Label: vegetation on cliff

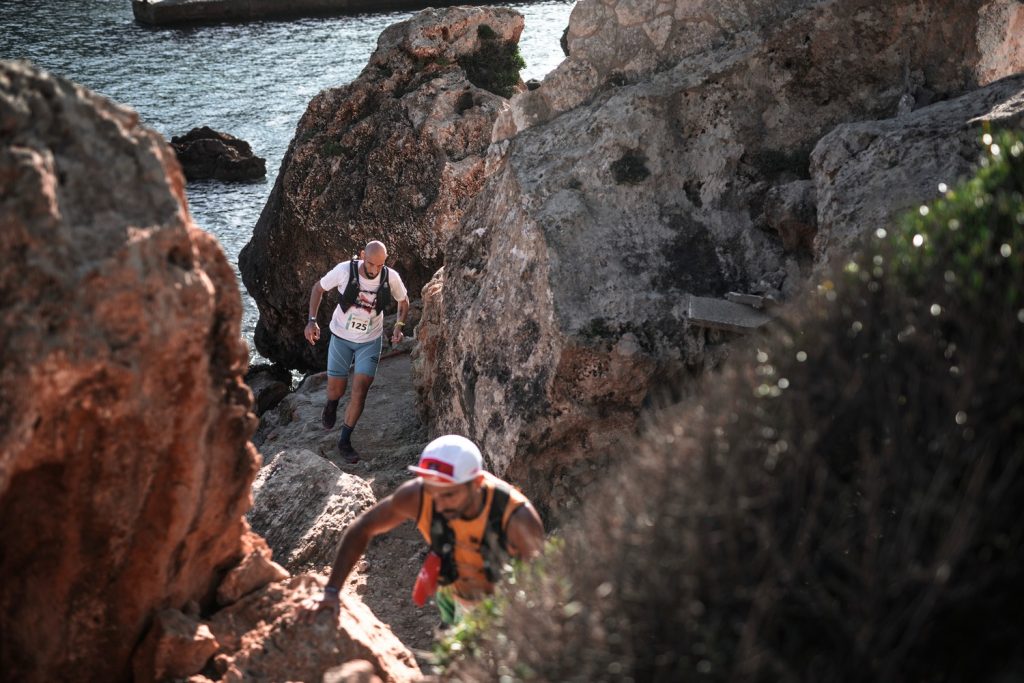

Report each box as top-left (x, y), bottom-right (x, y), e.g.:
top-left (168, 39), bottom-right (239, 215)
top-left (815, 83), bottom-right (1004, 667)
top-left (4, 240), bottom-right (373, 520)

top-left (442, 130), bottom-right (1024, 681)
top-left (459, 23), bottom-right (526, 98)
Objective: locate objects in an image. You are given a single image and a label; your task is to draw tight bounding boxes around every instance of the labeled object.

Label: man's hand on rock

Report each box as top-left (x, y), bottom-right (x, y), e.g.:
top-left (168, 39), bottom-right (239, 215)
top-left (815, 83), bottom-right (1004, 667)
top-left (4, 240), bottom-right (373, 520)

top-left (390, 322), bottom-right (405, 346)
top-left (304, 319), bottom-right (320, 345)
top-left (298, 587), bottom-right (340, 624)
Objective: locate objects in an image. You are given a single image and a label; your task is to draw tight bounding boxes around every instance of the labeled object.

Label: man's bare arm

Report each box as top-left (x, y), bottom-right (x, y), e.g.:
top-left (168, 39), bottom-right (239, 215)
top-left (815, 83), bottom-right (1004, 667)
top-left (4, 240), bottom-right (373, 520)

top-left (299, 479), bottom-right (422, 621)
top-left (324, 479), bottom-right (421, 590)
top-left (390, 297), bottom-right (410, 344)
top-left (305, 281), bottom-right (326, 345)
top-left (505, 503), bottom-right (545, 560)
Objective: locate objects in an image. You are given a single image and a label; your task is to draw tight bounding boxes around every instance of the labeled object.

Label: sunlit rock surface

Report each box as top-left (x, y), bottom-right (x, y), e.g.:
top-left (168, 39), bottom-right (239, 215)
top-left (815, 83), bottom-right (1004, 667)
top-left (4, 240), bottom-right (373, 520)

top-left (0, 61), bottom-right (258, 681)
top-left (206, 576), bottom-right (421, 682)
top-left (248, 448), bottom-right (377, 572)
top-left (240, 6), bottom-right (524, 372)
top-left (504, 0), bottom-right (1024, 135)
top-left (415, 0), bottom-right (1024, 515)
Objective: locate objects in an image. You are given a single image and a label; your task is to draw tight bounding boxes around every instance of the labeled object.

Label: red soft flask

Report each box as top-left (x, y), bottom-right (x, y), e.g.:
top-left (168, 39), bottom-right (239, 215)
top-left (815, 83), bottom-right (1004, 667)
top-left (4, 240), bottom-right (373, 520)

top-left (412, 552), bottom-right (441, 606)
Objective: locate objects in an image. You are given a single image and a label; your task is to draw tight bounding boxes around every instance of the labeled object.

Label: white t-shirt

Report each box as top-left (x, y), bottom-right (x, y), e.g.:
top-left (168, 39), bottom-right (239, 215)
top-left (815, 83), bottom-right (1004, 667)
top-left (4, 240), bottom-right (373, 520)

top-left (320, 259), bottom-right (409, 343)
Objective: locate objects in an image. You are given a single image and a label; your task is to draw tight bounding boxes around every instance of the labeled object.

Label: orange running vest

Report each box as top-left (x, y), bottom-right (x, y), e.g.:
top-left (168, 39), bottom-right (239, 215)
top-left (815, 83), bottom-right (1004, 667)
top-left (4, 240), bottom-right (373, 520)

top-left (415, 472), bottom-right (528, 600)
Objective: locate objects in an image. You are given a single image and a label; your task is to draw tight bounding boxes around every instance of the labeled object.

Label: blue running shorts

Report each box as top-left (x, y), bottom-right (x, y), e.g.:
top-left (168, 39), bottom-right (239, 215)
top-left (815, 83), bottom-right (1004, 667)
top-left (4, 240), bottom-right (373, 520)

top-left (327, 334), bottom-right (382, 378)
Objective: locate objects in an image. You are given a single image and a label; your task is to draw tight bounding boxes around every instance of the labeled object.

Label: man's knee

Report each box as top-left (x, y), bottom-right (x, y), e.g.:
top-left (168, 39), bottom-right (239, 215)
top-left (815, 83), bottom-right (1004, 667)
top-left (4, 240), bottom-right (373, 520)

top-left (351, 374), bottom-right (374, 398)
top-left (327, 376), bottom-right (347, 396)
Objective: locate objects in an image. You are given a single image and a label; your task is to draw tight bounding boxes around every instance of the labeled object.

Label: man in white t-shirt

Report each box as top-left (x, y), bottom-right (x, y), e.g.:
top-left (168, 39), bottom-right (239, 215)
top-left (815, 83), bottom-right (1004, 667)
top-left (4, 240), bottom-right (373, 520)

top-left (304, 240), bottom-right (409, 463)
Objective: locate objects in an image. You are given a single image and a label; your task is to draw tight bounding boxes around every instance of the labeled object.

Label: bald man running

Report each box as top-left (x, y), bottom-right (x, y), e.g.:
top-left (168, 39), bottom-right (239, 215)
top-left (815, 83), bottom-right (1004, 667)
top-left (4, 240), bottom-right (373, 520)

top-left (305, 241), bottom-right (409, 463)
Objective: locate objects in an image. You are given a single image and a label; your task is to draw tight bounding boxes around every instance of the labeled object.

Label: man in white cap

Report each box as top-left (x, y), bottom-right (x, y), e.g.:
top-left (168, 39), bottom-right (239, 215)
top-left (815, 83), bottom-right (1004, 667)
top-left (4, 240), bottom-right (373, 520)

top-left (300, 434), bottom-right (545, 624)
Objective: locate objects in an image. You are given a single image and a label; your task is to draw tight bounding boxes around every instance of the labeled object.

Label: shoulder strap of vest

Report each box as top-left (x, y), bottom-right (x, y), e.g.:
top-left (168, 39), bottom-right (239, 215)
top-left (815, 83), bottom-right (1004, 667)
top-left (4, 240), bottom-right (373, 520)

top-left (428, 511), bottom-right (459, 586)
top-left (339, 258), bottom-right (360, 312)
top-left (480, 481), bottom-right (513, 582)
top-left (375, 265), bottom-right (391, 313)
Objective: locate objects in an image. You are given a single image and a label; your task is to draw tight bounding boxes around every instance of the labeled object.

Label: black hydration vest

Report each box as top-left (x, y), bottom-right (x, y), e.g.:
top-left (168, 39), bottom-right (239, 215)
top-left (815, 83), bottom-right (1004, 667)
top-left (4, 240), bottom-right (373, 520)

top-left (339, 258), bottom-right (392, 314)
top-left (429, 481), bottom-right (513, 586)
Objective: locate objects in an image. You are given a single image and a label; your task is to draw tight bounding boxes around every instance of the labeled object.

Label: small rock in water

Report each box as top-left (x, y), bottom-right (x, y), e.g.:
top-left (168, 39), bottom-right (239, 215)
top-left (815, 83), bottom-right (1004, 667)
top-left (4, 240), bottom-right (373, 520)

top-left (171, 126), bottom-right (266, 181)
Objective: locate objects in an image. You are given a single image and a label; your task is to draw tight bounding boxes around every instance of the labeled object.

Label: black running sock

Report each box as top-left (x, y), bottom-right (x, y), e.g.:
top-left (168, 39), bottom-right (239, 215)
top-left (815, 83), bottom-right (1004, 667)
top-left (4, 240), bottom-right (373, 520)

top-left (339, 423), bottom-right (354, 445)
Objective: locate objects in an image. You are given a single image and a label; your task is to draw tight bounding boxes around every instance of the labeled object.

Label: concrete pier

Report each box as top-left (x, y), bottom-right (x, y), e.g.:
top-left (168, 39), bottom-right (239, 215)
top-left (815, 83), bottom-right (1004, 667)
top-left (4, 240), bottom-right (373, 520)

top-left (132, 0), bottom-right (471, 25)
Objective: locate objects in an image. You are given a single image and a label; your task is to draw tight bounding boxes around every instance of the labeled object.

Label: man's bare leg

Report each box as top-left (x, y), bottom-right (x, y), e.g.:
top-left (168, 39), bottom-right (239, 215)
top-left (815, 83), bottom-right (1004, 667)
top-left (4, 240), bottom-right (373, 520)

top-left (322, 375), bottom-right (348, 429)
top-left (338, 373), bottom-right (375, 462)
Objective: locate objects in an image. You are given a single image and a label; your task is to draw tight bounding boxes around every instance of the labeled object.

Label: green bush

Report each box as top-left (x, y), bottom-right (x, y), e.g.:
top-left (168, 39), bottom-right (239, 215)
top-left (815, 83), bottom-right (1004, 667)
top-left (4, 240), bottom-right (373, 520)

top-left (460, 28), bottom-right (526, 99)
top-left (451, 130), bottom-right (1024, 681)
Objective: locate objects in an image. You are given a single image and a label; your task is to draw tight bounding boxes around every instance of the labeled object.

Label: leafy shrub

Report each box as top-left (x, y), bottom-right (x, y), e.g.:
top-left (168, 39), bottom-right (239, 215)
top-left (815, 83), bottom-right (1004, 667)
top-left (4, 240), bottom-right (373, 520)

top-left (460, 27), bottom-right (526, 99)
top-left (451, 131), bottom-right (1024, 682)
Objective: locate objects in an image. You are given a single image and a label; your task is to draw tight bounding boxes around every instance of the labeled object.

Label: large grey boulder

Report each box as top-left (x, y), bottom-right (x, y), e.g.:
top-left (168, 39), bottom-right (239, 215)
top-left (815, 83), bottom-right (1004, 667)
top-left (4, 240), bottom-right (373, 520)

top-left (812, 74), bottom-right (1024, 261)
top-left (502, 0), bottom-right (1024, 135)
top-left (414, 0), bottom-right (1024, 515)
top-left (239, 6), bottom-right (526, 372)
top-left (248, 449), bottom-right (376, 572)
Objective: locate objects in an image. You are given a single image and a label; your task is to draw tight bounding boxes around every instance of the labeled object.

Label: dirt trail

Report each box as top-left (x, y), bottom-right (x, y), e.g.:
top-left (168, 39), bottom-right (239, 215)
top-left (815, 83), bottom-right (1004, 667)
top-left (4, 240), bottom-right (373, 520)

top-left (288, 349), bottom-right (441, 658)
top-left (338, 351), bottom-right (442, 659)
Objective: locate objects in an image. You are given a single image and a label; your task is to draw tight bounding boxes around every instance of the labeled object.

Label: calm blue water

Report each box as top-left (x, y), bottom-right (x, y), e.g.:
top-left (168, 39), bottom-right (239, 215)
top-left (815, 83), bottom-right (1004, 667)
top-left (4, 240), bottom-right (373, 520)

top-left (0, 0), bottom-right (574, 363)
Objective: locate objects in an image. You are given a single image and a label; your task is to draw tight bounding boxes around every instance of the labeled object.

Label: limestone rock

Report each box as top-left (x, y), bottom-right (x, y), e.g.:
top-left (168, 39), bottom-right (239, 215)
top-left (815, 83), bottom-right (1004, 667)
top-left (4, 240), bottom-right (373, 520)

top-left (414, 1), bottom-right (1024, 516)
top-left (410, 267), bottom-right (445, 425)
top-left (248, 449), bottom-right (377, 572)
top-left (245, 362), bottom-right (292, 416)
top-left (0, 61), bottom-right (259, 681)
top-left (240, 6), bottom-right (525, 372)
top-left (207, 575), bottom-right (420, 683)
top-left (762, 180), bottom-right (817, 253)
top-left (216, 529), bottom-right (290, 606)
top-left (811, 73), bottom-right (1024, 262)
top-left (503, 0), bottom-right (1024, 136)
top-left (132, 609), bottom-right (220, 683)
top-left (171, 126), bottom-right (266, 181)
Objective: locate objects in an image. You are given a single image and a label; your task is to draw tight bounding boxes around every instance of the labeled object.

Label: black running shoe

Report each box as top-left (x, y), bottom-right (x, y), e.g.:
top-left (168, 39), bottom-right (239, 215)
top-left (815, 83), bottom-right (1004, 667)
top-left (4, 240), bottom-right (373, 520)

top-left (321, 399), bottom-right (339, 429)
top-left (338, 441), bottom-right (360, 464)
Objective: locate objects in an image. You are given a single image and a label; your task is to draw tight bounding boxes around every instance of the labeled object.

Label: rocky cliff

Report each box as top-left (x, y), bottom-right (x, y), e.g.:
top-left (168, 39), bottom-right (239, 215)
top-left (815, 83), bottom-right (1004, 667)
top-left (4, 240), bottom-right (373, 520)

top-left (240, 6), bottom-right (526, 372)
top-left (0, 61), bottom-right (419, 683)
top-left (414, 0), bottom-right (1024, 515)
top-left (0, 60), bottom-right (259, 681)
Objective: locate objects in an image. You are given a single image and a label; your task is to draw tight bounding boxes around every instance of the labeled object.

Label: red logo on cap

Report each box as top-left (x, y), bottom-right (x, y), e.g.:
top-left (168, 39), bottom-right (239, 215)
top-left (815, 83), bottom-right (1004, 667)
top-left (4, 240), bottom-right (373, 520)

top-left (420, 458), bottom-right (455, 477)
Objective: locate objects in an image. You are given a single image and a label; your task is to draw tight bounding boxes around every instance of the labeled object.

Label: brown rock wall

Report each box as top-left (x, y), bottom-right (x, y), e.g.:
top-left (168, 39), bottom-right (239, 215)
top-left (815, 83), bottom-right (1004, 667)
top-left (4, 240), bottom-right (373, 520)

top-left (505, 0), bottom-right (1024, 136)
top-left (0, 61), bottom-right (259, 682)
top-left (208, 576), bottom-right (421, 682)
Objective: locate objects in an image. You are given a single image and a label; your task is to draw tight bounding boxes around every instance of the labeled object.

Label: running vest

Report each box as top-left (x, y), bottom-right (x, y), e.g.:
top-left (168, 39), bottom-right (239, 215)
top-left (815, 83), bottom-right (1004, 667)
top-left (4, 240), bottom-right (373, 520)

top-left (338, 258), bottom-right (392, 314)
top-left (415, 472), bottom-right (528, 600)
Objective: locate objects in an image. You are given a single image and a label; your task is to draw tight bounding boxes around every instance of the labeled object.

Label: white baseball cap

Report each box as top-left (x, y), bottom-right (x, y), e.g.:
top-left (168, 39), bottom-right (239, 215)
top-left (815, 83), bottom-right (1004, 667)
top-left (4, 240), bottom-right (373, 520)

top-left (408, 434), bottom-right (483, 485)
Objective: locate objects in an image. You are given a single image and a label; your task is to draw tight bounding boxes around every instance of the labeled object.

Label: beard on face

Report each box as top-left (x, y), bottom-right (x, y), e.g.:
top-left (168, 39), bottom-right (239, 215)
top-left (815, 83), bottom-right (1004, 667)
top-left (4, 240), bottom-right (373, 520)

top-left (437, 483), bottom-right (477, 520)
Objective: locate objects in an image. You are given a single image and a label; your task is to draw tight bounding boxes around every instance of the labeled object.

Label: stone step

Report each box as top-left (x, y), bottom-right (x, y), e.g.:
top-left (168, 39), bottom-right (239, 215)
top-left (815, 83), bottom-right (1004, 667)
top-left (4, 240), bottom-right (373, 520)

top-left (686, 294), bottom-right (774, 333)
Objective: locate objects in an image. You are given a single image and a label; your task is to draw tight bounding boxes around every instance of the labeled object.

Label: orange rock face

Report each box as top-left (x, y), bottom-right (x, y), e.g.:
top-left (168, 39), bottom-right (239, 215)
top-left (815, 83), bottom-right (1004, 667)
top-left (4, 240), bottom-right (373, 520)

top-left (207, 576), bottom-right (421, 683)
top-left (0, 61), bottom-right (260, 681)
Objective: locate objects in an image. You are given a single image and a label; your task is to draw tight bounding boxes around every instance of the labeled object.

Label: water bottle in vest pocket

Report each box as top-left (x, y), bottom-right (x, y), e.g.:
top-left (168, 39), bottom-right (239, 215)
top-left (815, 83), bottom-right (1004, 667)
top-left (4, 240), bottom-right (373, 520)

top-left (412, 551), bottom-right (441, 606)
